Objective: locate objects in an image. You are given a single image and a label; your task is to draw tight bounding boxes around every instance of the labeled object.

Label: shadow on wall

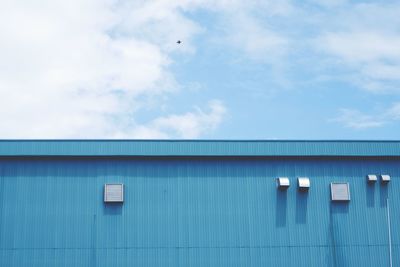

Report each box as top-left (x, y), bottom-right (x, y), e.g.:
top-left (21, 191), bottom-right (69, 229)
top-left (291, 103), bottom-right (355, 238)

top-left (329, 199), bottom-right (351, 267)
top-left (295, 190), bottom-right (308, 224)
top-left (366, 182), bottom-right (375, 207)
top-left (330, 201), bottom-right (349, 214)
top-left (275, 187), bottom-right (310, 226)
top-left (366, 181), bottom-right (390, 208)
top-left (380, 185), bottom-right (388, 207)
top-left (328, 205), bottom-right (337, 267)
top-left (276, 189), bottom-right (287, 227)
top-left (103, 203), bottom-right (123, 215)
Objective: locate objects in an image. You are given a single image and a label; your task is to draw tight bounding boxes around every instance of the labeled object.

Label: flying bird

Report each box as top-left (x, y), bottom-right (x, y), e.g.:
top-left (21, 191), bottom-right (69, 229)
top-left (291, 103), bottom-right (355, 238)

top-left (177, 40), bottom-right (182, 44)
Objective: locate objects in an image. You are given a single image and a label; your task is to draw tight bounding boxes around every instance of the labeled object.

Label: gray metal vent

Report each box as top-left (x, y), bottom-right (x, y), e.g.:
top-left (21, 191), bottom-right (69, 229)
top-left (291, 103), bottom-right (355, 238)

top-left (298, 177), bottom-right (310, 191)
top-left (331, 183), bottom-right (350, 201)
top-left (367, 174), bottom-right (377, 183)
top-left (104, 184), bottom-right (124, 203)
top-left (277, 177), bottom-right (290, 189)
top-left (381, 175), bottom-right (390, 184)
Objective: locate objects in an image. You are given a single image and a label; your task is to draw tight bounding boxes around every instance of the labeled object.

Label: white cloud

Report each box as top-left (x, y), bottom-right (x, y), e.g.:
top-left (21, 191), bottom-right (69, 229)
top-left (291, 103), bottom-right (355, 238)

top-left (0, 0), bottom-right (227, 138)
top-left (115, 100), bottom-right (227, 139)
top-left (333, 102), bottom-right (400, 129)
top-left (386, 103), bottom-right (400, 120)
top-left (318, 32), bottom-right (400, 92)
top-left (319, 32), bottom-right (400, 64)
top-left (208, 1), bottom-right (292, 62)
top-left (223, 13), bottom-right (288, 61)
top-left (114, 0), bottom-right (205, 54)
top-left (308, 0), bottom-right (348, 8)
top-left (5, 0), bottom-right (399, 139)
top-left (333, 109), bottom-right (385, 129)
top-left (314, 3), bottom-right (400, 93)
top-left (0, 0), bottom-right (300, 138)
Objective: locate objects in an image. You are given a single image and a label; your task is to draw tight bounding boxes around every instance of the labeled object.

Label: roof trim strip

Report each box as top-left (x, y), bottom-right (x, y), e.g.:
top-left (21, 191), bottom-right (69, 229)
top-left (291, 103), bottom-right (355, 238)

top-left (0, 140), bottom-right (399, 157)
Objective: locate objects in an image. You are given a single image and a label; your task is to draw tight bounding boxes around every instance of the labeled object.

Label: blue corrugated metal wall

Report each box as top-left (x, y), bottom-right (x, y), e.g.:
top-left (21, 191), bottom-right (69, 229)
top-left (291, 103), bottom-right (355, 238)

top-left (0, 156), bottom-right (399, 266)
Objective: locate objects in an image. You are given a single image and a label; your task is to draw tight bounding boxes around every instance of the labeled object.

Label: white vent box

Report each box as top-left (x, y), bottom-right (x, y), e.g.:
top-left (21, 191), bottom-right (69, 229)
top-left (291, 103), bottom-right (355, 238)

top-left (104, 184), bottom-right (124, 203)
top-left (277, 177), bottom-right (290, 189)
top-left (298, 177), bottom-right (310, 190)
top-left (331, 183), bottom-right (350, 201)
top-left (367, 174), bottom-right (377, 183)
top-left (381, 175), bottom-right (390, 184)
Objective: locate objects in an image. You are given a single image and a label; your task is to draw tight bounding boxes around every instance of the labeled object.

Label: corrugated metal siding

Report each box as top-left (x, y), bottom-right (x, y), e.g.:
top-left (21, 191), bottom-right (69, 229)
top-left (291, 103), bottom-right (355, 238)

top-left (0, 156), bottom-right (399, 266)
top-left (0, 140), bottom-right (400, 156)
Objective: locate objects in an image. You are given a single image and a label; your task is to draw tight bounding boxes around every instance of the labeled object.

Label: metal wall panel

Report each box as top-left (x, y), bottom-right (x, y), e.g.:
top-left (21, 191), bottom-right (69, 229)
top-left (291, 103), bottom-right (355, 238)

top-left (1, 140), bottom-right (400, 156)
top-left (0, 156), bottom-right (399, 266)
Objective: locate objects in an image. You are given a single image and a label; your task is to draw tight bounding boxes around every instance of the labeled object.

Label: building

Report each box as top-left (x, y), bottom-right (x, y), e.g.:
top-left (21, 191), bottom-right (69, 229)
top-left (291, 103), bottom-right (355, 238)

top-left (0, 140), bottom-right (399, 266)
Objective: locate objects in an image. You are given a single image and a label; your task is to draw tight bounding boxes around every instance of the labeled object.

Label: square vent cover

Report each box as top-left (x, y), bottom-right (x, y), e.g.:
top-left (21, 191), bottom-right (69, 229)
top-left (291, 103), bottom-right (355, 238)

top-left (277, 177), bottom-right (290, 189)
top-left (367, 174), bottom-right (377, 183)
top-left (381, 175), bottom-right (391, 183)
top-left (298, 177), bottom-right (310, 190)
top-left (331, 183), bottom-right (350, 201)
top-left (104, 184), bottom-right (124, 203)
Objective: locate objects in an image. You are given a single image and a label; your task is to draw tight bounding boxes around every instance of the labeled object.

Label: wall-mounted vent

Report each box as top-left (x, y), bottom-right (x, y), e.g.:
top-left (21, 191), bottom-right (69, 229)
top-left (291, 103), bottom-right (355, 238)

top-left (277, 177), bottom-right (290, 189)
top-left (381, 175), bottom-right (390, 184)
top-left (298, 177), bottom-right (310, 191)
top-left (367, 174), bottom-right (377, 183)
top-left (331, 183), bottom-right (350, 201)
top-left (104, 184), bottom-right (124, 203)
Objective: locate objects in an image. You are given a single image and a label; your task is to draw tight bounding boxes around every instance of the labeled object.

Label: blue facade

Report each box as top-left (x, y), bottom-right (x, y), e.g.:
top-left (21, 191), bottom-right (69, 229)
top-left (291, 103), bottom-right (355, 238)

top-left (0, 141), bottom-right (399, 266)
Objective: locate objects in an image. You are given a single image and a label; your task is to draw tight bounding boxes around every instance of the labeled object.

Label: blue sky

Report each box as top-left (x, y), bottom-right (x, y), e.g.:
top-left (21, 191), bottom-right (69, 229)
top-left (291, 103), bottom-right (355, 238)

top-left (0, 0), bottom-right (400, 139)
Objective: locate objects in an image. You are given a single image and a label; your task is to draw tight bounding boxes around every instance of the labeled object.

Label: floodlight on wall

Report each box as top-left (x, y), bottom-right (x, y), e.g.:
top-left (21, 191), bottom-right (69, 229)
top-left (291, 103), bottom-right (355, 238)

top-left (297, 177), bottom-right (310, 191)
top-left (367, 174), bottom-right (377, 183)
top-left (277, 177), bottom-right (290, 190)
top-left (104, 183), bottom-right (124, 203)
top-left (331, 182), bottom-right (350, 202)
top-left (381, 175), bottom-right (390, 184)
